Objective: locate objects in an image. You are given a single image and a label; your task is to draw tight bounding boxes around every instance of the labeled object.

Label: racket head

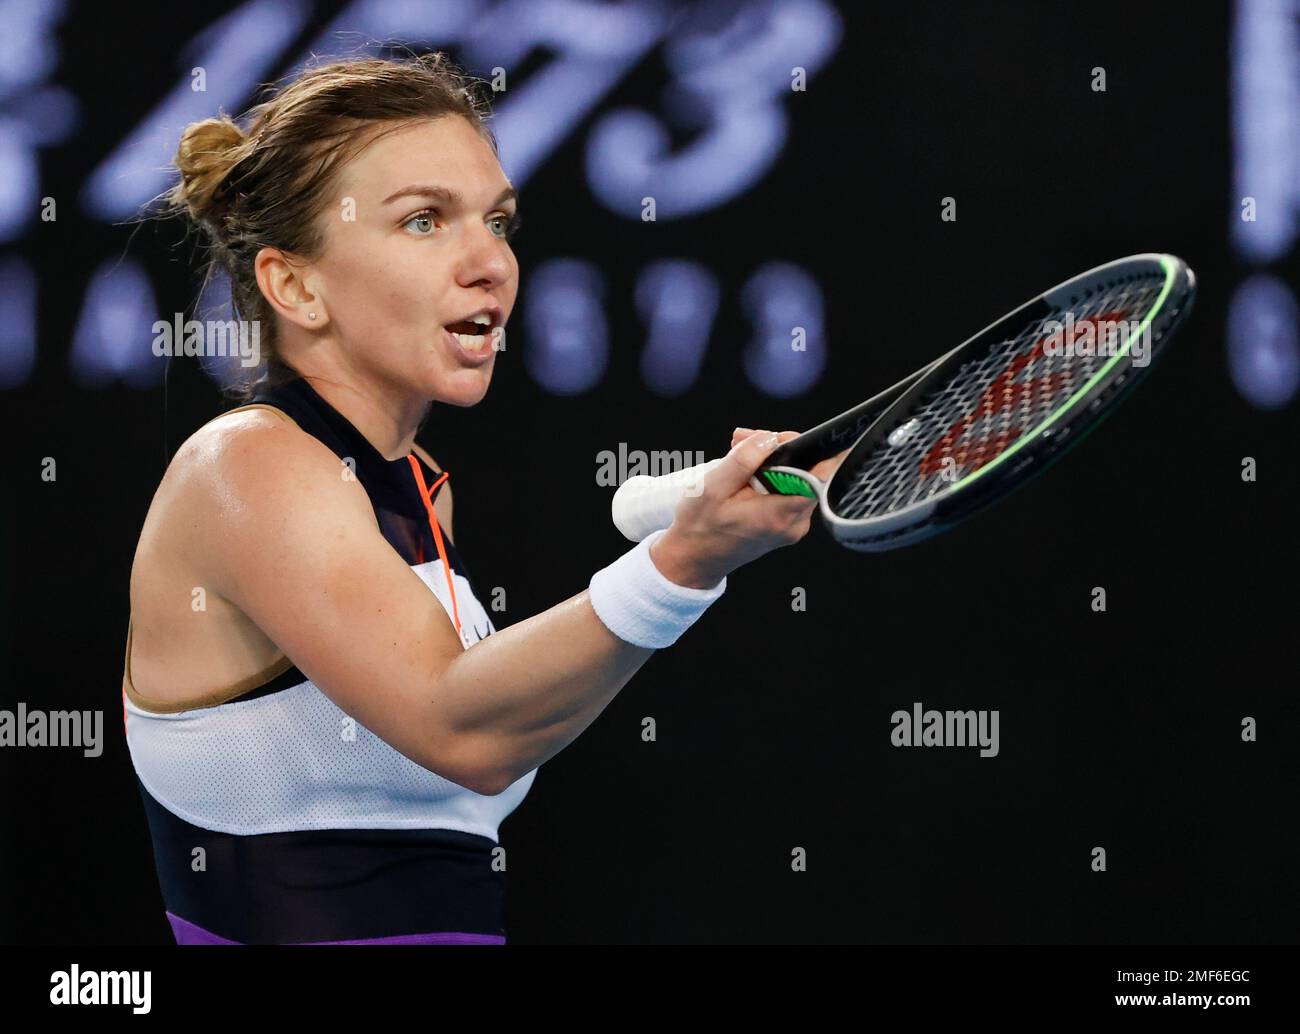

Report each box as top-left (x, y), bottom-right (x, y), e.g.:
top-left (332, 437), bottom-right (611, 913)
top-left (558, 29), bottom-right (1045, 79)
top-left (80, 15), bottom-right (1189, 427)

top-left (821, 253), bottom-right (1196, 552)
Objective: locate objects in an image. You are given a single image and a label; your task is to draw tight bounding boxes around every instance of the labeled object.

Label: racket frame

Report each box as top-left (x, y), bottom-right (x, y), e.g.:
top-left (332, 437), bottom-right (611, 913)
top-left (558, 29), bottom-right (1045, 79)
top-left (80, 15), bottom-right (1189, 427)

top-left (818, 253), bottom-right (1195, 551)
top-left (609, 253), bottom-right (1196, 551)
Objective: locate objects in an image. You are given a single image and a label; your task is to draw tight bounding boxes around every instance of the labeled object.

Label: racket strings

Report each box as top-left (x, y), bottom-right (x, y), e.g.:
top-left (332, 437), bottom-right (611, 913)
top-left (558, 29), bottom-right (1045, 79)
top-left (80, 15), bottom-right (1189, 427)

top-left (833, 275), bottom-right (1166, 521)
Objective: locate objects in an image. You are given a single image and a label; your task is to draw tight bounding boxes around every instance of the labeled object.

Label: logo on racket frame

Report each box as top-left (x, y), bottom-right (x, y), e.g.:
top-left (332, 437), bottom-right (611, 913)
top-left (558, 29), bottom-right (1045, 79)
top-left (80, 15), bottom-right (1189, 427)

top-left (917, 309), bottom-right (1134, 480)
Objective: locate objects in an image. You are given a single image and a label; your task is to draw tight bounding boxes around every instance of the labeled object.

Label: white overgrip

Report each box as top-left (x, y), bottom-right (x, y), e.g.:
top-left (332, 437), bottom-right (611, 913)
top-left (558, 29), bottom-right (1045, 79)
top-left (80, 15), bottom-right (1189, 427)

top-left (610, 457), bottom-right (728, 542)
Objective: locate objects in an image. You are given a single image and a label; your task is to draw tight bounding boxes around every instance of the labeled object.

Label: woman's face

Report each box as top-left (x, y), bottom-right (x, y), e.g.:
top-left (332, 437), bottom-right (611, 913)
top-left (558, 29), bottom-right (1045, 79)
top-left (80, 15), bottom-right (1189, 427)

top-left (312, 116), bottom-right (520, 407)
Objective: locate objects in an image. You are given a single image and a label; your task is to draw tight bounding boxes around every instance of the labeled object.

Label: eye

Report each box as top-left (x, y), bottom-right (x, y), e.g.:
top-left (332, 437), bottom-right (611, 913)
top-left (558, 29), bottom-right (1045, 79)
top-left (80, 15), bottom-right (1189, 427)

top-left (403, 209), bottom-right (438, 235)
top-left (490, 211), bottom-right (523, 241)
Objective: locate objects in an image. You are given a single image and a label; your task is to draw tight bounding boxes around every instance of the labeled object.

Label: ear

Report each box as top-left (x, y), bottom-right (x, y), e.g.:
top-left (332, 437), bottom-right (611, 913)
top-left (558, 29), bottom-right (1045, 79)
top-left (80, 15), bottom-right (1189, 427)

top-left (254, 246), bottom-right (328, 330)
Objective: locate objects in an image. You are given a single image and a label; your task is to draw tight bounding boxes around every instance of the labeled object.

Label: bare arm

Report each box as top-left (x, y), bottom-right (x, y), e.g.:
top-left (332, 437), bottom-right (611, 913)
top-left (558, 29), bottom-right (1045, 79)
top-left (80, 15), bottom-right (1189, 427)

top-left (193, 415), bottom-right (824, 795)
top-left (194, 412), bottom-right (658, 795)
top-left (423, 590), bottom-right (654, 793)
top-left (405, 441), bottom-right (653, 787)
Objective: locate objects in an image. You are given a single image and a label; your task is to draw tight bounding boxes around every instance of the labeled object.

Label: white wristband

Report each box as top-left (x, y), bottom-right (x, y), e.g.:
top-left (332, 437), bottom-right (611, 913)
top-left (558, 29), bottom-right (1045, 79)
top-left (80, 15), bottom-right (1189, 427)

top-left (588, 529), bottom-right (727, 649)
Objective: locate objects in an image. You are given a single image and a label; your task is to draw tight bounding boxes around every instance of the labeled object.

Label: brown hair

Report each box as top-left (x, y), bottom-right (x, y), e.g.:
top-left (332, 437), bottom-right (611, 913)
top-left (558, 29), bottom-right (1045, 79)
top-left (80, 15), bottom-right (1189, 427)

top-left (167, 52), bottom-right (497, 401)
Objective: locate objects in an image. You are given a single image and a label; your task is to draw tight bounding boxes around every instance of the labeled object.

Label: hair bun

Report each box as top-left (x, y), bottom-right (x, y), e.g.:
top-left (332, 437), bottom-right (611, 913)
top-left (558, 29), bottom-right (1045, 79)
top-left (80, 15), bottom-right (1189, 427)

top-left (172, 116), bottom-right (248, 225)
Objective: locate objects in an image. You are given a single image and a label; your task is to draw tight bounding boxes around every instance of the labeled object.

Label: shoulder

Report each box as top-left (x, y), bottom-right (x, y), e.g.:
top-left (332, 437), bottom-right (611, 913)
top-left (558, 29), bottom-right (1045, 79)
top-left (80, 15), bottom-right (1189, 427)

top-left (177, 404), bottom-right (348, 492)
top-left (165, 404), bottom-right (374, 558)
top-left (130, 404), bottom-right (374, 614)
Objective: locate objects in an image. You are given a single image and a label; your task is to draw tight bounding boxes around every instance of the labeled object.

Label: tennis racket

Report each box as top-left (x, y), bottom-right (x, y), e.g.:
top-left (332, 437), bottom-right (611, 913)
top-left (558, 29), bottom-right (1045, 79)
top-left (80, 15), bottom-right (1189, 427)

top-left (611, 253), bottom-right (1196, 552)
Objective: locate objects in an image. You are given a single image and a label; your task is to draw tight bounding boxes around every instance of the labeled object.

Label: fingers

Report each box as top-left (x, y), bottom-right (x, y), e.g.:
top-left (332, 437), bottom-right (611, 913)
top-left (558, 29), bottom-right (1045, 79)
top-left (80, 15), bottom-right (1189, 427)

top-left (764, 492), bottom-right (819, 542)
top-left (722, 426), bottom-right (819, 503)
top-left (711, 429), bottom-right (784, 496)
top-left (675, 429), bottom-right (820, 568)
top-left (731, 427), bottom-right (799, 448)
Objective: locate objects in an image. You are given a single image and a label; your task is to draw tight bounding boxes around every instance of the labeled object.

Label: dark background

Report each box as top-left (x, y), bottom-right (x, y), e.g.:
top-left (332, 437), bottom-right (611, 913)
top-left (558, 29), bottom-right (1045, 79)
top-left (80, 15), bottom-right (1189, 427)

top-left (3, 0), bottom-right (1297, 944)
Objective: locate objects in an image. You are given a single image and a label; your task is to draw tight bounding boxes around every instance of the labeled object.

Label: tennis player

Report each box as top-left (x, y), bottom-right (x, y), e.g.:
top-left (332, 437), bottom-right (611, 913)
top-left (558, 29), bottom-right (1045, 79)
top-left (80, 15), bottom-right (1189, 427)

top-left (122, 53), bottom-right (840, 944)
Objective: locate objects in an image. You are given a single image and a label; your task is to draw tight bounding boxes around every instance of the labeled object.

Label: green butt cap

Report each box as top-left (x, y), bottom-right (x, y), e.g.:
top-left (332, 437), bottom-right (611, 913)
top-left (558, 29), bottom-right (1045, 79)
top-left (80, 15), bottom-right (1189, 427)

top-left (761, 469), bottom-right (818, 497)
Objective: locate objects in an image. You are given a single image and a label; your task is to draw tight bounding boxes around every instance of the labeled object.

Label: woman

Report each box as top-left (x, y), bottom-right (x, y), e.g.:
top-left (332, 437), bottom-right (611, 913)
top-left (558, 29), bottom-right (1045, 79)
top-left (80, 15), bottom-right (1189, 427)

top-left (123, 52), bottom-right (840, 945)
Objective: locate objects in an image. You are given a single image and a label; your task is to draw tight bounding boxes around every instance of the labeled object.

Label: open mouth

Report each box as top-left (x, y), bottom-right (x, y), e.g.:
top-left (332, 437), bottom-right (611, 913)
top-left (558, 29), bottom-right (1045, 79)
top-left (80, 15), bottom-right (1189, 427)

top-left (444, 317), bottom-right (494, 353)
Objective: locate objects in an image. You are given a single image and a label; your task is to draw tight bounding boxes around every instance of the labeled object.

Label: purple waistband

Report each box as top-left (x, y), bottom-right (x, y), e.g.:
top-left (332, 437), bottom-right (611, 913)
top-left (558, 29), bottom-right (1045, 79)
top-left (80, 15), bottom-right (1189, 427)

top-left (166, 911), bottom-right (506, 946)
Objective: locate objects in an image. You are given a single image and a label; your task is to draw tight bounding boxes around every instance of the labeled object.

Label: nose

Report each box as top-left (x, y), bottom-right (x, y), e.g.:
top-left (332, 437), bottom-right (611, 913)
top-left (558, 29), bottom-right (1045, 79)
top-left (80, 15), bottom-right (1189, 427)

top-left (455, 222), bottom-right (513, 290)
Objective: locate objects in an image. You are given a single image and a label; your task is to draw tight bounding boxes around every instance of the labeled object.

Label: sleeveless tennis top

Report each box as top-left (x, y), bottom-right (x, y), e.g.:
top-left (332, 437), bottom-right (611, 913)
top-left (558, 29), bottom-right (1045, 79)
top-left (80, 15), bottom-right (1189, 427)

top-left (122, 375), bottom-right (537, 944)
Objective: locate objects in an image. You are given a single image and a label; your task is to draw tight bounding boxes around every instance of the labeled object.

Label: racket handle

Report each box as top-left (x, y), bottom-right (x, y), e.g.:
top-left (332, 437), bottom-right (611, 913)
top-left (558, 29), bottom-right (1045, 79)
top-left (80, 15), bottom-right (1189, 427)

top-left (611, 457), bottom-right (728, 542)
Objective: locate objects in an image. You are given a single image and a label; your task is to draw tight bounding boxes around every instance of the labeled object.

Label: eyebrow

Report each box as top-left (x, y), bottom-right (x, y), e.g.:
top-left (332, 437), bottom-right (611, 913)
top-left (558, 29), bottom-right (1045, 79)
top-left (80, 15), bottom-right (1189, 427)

top-left (381, 184), bottom-right (518, 209)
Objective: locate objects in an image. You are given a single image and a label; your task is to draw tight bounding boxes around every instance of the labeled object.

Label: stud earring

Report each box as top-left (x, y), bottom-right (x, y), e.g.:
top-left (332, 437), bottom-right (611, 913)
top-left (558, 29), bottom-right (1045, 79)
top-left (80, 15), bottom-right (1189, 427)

top-left (308, 312), bottom-right (317, 321)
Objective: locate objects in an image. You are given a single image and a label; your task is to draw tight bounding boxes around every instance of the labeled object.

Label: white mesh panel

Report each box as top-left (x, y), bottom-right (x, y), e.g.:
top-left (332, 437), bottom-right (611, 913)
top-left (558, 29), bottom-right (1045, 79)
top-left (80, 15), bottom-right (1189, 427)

top-left (126, 559), bottom-right (534, 838)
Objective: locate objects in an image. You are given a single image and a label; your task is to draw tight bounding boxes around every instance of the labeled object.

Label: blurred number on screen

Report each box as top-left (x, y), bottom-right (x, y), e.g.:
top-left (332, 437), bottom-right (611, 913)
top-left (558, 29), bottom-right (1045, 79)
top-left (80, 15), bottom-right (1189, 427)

top-left (83, 0), bottom-right (310, 219)
top-left (0, 0), bottom-right (77, 386)
top-left (740, 261), bottom-right (824, 397)
top-left (635, 259), bottom-right (719, 396)
top-left (524, 258), bottom-right (609, 395)
top-left (472, 0), bottom-right (671, 187)
top-left (1231, 0), bottom-right (1299, 263)
top-left (1227, 273), bottom-right (1300, 409)
top-left (70, 259), bottom-right (160, 388)
top-left (0, 0), bottom-right (78, 239)
top-left (285, 0), bottom-right (481, 80)
top-left (1229, 0), bottom-right (1300, 408)
top-left (585, 0), bottom-right (842, 219)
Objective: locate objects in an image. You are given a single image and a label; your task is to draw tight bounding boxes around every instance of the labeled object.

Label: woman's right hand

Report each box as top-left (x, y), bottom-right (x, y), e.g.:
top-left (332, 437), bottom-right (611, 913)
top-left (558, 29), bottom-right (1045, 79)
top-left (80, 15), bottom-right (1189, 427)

top-left (648, 429), bottom-right (825, 589)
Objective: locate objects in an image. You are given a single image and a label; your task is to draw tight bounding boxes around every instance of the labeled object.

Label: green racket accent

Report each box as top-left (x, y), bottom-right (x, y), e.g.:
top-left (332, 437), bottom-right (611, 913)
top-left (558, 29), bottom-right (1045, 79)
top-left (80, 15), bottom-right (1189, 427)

top-left (761, 470), bottom-right (818, 497)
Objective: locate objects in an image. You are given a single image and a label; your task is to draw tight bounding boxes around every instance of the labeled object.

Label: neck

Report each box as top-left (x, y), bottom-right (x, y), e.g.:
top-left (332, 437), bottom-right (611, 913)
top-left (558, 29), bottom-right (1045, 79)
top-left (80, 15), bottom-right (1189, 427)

top-left (277, 331), bottom-right (435, 459)
top-left (295, 368), bottom-right (429, 462)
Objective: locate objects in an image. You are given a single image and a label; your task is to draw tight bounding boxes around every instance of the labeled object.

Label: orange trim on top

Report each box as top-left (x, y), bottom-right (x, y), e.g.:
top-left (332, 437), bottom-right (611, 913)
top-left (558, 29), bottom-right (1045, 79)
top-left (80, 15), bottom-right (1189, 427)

top-left (406, 455), bottom-right (462, 640)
